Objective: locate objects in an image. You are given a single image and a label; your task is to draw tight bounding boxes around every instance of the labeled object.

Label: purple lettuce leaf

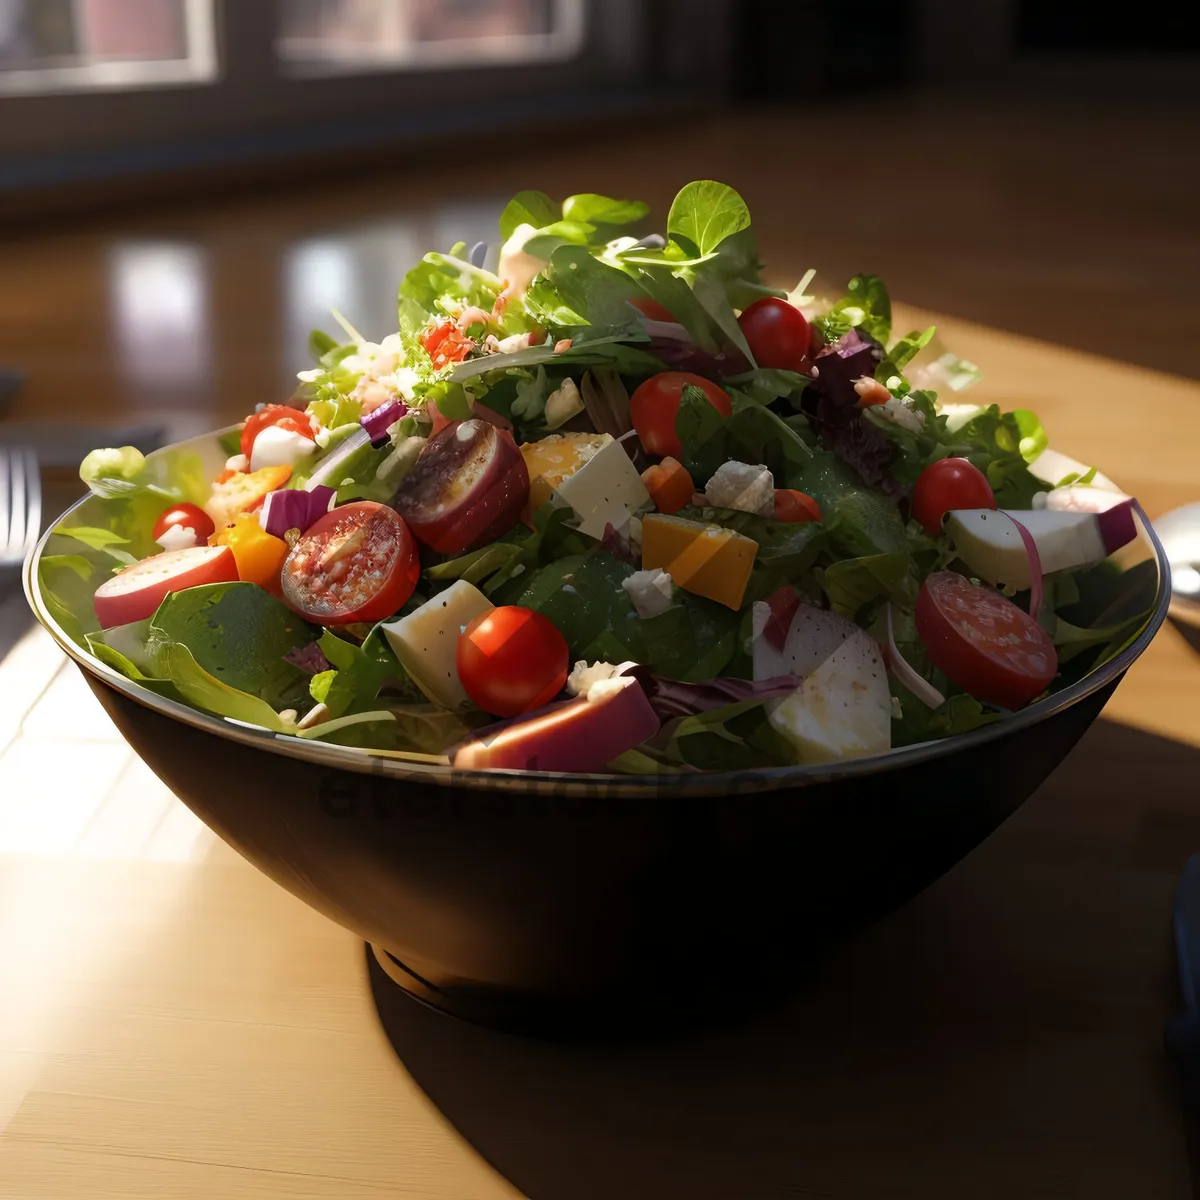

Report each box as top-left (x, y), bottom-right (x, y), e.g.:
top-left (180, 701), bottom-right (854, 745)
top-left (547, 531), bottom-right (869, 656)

top-left (804, 329), bottom-right (904, 498)
top-left (619, 665), bottom-right (797, 723)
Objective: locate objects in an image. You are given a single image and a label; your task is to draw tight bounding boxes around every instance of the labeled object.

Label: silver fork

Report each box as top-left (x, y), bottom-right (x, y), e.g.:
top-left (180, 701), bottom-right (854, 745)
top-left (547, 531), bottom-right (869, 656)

top-left (0, 445), bottom-right (42, 568)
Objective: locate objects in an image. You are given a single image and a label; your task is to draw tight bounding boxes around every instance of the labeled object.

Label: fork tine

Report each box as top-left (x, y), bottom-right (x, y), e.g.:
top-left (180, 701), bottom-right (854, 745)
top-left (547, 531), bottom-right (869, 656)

top-left (0, 446), bottom-right (10, 556)
top-left (8, 447), bottom-right (25, 560)
top-left (22, 447), bottom-right (41, 555)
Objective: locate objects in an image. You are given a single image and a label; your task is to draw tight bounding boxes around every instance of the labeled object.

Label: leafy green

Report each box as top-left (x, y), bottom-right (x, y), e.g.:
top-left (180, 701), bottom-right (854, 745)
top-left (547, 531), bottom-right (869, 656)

top-left (876, 326), bottom-right (936, 393)
top-left (820, 550), bottom-right (916, 619)
top-left (80, 446), bottom-right (147, 495)
top-left (499, 190), bottom-right (559, 241)
top-left (942, 405), bottom-right (1048, 508)
top-left (675, 384), bottom-right (730, 481)
top-left (39, 554), bottom-right (92, 582)
top-left (218, 428), bottom-right (243, 458)
top-left (667, 181), bottom-right (752, 258)
top-left (153, 641), bottom-right (293, 731)
top-left (793, 453), bottom-right (908, 558)
top-left (562, 193), bottom-right (649, 226)
top-left (892, 693), bottom-right (1002, 747)
top-left (523, 245), bottom-right (644, 328)
top-left (310, 629), bottom-right (394, 719)
top-left (51, 524), bottom-right (137, 565)
top-left (148, 583), bottom-right (314, 711)
top-left (816, 275), bottom-right (892, 345)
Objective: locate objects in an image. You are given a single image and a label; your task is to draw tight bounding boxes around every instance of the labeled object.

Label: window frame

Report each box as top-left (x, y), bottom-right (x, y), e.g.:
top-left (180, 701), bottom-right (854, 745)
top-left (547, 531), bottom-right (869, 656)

top-left (0, 0), bottom-right (733, 193)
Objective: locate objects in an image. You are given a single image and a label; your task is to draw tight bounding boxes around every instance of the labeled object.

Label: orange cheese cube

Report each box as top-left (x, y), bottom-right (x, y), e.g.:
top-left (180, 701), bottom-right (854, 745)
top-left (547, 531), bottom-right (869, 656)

top-left (641, 513), bottom-right (758, 610)
top-left (519, 432), bottom-right (611, 519)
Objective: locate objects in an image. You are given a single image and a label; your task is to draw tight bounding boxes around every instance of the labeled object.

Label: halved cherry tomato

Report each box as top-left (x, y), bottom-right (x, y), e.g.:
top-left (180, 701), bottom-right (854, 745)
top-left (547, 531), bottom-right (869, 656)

top-left (773, 489), bottom-right (822, 523)
top-left (641, 456), bottom-right (694, 515)
top-left (153, 502), bottom-right (215, 546)
top-left (915, 570), bottom-right (1057, 709)
top-left (281, 502), bottom-right (419, 626)
top-left (93, 545), bottom-right (238, 629)
top-left (631, 297), bottom-right (677, 323)
top-left (240, 404), bottom-right (315, 460)
top-left (422, 319), bottom-right (475, 370)
top-left (210, 516), bottom-right (289, 592)
top-left (737, 297), bottom-right (811, 373)
top-left (911, 458), bottom-right (996, 535)
top-left (457, 606), bottom-right (569, 717)
top-left (630, 372), bottom-right (732, 458)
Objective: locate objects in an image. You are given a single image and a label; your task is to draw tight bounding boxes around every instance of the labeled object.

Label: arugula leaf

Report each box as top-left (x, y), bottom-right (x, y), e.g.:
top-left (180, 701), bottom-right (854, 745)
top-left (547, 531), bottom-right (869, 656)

top-left (817, 275), bottom-right (892, 345)
top-left (943, 405), bottom-right (1048, 508)
top-left (499, 190), bottom-right (559, 241)
top-left (667, 180), bottom-right (752, 258)
top-left (562, 193), bottom-right (649, 226)
top-left (876, 326), bottom-right (936, 393)
top-left (723, 367), bottom-right (810, 406)
top-left (399, 251), bottom-right (503, 319)
top-left (149, 582), bottom-right (315, 711)
top-left (308, 629), bottom-right (394, 718)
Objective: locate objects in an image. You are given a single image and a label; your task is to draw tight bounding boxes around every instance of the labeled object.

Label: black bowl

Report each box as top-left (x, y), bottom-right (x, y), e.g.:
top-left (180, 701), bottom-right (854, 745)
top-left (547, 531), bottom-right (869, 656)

top-left (25, 436), bottom-right (1172, 1037)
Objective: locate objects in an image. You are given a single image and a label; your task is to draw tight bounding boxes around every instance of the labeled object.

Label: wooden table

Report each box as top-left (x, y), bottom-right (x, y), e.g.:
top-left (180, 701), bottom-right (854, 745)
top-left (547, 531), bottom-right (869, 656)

top-left (2, 107), bottom-right (1200, 1196)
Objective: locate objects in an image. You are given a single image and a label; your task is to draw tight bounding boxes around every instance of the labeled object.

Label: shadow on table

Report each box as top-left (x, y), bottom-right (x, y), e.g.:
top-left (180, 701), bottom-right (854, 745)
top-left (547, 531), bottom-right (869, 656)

top-left (373, 718), bottom-right (1198, 1200)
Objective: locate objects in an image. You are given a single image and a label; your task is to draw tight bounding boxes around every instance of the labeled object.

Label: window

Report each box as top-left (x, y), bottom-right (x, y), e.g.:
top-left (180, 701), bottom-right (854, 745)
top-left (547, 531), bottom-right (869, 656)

top-left (276, 0), bottom-right (585, 74)
top-left (0, 0), bottom-right (217, 95)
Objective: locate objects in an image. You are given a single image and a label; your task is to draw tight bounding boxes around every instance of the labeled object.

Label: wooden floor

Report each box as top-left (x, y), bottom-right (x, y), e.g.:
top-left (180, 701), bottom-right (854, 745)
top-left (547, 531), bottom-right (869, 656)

top-left (1, 91), bottom-right (1200, 1198)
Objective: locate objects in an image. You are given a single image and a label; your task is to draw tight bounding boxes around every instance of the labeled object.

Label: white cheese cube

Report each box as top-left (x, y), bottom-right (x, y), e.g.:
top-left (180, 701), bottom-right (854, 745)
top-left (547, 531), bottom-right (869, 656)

top-left (704, 461), bottom-right (775, 517)
top-left (766, 630), bottom-right (891, 764)
top-left (381, 581), bottom-right (494, 711)
top-left (621, 568), bottom-right (674, 618)
top-left (553, 436), bottom-right (651, 540)
top-left (566, 660), bottom-right (635, 698)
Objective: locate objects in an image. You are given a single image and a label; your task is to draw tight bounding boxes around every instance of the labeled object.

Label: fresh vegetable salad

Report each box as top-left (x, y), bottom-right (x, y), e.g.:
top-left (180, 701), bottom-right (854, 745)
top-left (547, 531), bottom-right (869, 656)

top-left (42, 181), bottom-right (1157, 774)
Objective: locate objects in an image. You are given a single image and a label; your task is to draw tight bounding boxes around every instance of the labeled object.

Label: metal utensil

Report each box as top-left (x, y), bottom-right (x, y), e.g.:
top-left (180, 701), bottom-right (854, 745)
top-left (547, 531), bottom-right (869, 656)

top-left (0, 444), bottom-right (42, 568)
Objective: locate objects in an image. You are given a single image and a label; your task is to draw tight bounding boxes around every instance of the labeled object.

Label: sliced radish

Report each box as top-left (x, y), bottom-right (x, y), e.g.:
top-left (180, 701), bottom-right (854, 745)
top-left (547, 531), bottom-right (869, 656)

top-left (945, 501), bottom-right (1137, 591)
top-left (451, 675), bottom-right (660, 773)
top-left (93, 545), bottom-right (238, 629)
top-left (1002, 512), bottom-right (1043, 621)
top-left (392, 419), bottom-right (529, 555)
top-left (886, 604), bottom-right (945, 710)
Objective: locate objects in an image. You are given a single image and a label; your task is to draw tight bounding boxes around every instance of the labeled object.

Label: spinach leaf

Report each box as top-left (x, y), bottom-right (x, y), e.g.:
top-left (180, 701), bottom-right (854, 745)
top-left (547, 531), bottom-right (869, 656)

top-left (499, 190), bottom-right (559, 241)
top-left (562, 193), bottom-right (649, 226)
top-left (148, 582), bottom-right (315, 711)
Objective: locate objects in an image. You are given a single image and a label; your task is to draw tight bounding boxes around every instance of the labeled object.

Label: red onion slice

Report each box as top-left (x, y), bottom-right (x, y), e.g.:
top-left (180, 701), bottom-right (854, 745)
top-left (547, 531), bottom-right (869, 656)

top-left (1003, 511), bottom-right (1044, 620)
top-left (260, 486), bottom-right (335, 538)
top-left (360, 400), bottom-right (407, 447)
top-left (887, 603), bottom-right (945, 710)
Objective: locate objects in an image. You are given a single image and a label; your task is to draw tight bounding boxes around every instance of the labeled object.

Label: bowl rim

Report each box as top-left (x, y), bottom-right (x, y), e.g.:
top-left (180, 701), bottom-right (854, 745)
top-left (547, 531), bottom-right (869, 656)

top-left (24, 460), bottom-right (1173, 799)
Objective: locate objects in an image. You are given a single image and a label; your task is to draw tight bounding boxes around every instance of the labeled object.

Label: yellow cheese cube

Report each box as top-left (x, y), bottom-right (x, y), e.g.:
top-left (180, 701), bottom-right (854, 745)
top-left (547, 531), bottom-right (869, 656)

top-left (520, 432), bottom-right (611, 517)
top-left (641, 514), bottom-right (758, 610)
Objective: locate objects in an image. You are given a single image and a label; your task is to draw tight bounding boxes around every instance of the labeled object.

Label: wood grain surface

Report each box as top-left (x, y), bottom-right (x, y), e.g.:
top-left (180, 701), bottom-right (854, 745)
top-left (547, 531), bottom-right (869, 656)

top-left (1, 100), bottom-right (1198, 1198)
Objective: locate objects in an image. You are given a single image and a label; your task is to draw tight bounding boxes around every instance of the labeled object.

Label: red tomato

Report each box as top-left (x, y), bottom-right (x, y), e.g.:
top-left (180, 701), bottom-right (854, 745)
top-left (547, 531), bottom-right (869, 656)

top-left (457, 606), bottom-right (569, 717)
top-left (630, 372), bottom-right (733, 458)
top-left (281, 502), bottom-right (419, 626)
top-left (421, 319), bottom-right (475, 370)
top-left (911, 458), bottom-right (996, 535)
top-left (93, 545), bottom-right (238, 629)
top-left (773, 489), bottom-right (823, 524)
top-left (152, 502), bottom-right (216, 545)
top-left (240, 404), bottom-right (315, 460)
top-left (915, 571), bottom-right (1057, 710)
top-left (631, 297), bottom-right (677, 323)
top-left (763, 585), bottom-right (800, 652)
top-left (737, 298), bottom-right (811, 373)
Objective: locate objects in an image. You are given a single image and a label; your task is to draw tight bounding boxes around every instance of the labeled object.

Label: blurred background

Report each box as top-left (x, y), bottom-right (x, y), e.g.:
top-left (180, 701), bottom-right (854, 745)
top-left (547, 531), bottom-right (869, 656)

top-left (0, 0), bottom-right (1196, 529)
